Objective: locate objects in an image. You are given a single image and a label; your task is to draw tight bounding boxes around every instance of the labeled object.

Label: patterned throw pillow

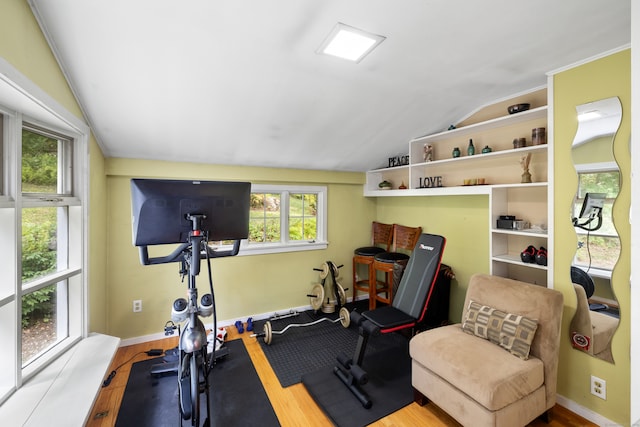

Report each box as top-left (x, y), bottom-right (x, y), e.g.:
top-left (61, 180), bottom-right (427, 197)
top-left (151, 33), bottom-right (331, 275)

top-left (462, 300), bottom-right (538, 360)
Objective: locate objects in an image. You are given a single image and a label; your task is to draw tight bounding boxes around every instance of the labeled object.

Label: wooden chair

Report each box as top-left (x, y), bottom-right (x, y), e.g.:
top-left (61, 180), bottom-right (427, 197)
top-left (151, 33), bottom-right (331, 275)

top-left (352, 221), bottom-right (394, 310)
top-left (372, 224), bottom-right (422, 308)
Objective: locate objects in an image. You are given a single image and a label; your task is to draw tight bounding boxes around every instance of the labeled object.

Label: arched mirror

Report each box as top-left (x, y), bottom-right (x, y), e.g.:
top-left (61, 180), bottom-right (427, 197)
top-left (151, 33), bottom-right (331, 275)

top-left (569, 97), bottom-right (621, 363)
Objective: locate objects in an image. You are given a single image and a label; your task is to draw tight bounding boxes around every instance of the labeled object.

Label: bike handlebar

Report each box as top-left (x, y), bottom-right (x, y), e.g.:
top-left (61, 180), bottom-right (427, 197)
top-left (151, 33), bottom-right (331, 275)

top-left (138, 239), bottom-right (242, 266)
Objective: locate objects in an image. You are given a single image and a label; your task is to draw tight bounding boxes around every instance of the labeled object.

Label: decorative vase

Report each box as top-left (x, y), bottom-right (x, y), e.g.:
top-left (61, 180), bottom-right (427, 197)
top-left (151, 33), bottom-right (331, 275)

top-left (452, 147), bottom-right (461, 158)
top-left (467, 139), bottom-right (475, 155)
top-left (532, 127), bottom-right (546, 145)
top-left (379, 180), bottom-right (392, 190)
top-left (482, 145), bottom-right (492, 154)
top-left (521, 171), bottom-right (532, 183)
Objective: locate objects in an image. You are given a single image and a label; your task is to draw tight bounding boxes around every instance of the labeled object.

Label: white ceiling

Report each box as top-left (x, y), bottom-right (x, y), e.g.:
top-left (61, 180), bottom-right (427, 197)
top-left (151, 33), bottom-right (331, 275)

top-left (28, 0), bottom-right (630, 172)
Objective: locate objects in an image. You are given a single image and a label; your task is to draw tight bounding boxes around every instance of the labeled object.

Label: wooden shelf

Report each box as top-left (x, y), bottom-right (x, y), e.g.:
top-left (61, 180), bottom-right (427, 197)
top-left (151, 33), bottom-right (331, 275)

top-left (364, 185), bottom-right (492, 197)
top-left (410, 144), bottom-right (546, 168)
top-left (491, 228), bottom-right (548, 238)
top-left (492, 254), bottom-right (548, 271)
top-left (410, 106), bottom-right (548, 145)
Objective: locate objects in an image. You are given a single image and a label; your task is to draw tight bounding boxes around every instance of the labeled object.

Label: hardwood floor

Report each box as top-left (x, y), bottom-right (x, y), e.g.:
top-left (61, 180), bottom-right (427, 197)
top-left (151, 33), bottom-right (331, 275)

top-left (87, 327), bottom-right (596, 427)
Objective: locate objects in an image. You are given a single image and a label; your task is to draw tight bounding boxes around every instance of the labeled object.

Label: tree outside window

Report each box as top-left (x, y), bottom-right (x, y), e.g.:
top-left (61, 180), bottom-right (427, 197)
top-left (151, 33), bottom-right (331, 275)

top-left (289, 193), bottom-right (317, 241)
top-left (21, 128), bottom-right (69, 364)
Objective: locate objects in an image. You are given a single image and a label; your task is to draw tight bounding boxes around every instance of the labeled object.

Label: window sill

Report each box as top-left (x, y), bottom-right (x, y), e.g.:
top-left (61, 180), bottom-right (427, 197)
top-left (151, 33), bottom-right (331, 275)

top-left (237, 241), bottom-right (329, 256)
top-left (0, 196), bottom-right (15, 208)
top-left (0, 333), bottom-right (120, 426)
top-left (573, 265), bottom-right (612, 280)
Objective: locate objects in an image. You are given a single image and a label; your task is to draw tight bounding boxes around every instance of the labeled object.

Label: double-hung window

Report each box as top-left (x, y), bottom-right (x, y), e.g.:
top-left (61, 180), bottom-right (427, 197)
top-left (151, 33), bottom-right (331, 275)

top-left (20, 125), bottom-right (83, 370)
top-left (0, 68), bottom-right (88, 404)
top-left (239, 184), bottom-right (327, 255)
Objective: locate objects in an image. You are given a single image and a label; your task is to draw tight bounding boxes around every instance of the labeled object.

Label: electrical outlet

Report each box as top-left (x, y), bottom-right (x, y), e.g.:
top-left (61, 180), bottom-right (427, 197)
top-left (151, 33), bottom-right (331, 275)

top-left (133, 299), bottom-right (142, 312)
top-left (590, 375), bottom-right (606, 400)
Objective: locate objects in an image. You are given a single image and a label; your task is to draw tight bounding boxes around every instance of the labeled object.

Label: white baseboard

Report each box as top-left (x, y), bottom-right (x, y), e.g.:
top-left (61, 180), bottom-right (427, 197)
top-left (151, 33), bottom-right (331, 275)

top-left (119, 296), bottom-right (371, 347)
top-left (118, 298), bottom-right (364, 347)
top-left (556, 395), bottom-right (621, 426)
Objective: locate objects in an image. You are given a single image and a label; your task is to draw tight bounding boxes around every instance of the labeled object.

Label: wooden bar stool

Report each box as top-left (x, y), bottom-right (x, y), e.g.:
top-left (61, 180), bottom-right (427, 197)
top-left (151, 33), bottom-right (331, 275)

top-left (372, 224), bottom-right (422, 308)
top-left (352, 221), bottom-right (394, 310)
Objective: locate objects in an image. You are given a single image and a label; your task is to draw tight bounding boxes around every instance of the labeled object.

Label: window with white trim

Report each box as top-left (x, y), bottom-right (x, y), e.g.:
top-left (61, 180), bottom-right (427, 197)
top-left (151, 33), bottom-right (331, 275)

top-left (235, 185), bottom-right (327, 255)
top-left (20, 125), bottom-right (82, 368)
top-left (0, 105), bottom-right (86, 403)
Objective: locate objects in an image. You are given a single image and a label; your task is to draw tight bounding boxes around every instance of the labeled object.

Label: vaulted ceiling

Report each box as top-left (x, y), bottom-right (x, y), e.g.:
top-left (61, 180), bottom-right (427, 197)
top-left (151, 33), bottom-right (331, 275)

top-left (28, 0), bottom-right (630, 172)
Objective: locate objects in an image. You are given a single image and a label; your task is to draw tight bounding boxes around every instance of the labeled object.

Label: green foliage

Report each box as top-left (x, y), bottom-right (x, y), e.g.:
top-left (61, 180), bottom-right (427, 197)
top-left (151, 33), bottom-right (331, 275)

top-left (22, 215), bottom-right (57, 326)
top-left (248, 192), bottom-right (317, 243)
top-left (21, 134), bottom-right (58, 326)
top-left (249, 218), bottom-right (280, 243)
top-left (289, 217), bottom-right (317, 241)
top-left (289, 193), bottom-right (317, 241)
top-left (22, 130), bottom-right (58, 191)
top-left (22, 287), bottom-right (55, 327)
top-left (19, 131), bottom-right (61, 328)
top-left (22, 213), bottom-right (57, 281)
top-left (577, 171), bottom-right (619, 198)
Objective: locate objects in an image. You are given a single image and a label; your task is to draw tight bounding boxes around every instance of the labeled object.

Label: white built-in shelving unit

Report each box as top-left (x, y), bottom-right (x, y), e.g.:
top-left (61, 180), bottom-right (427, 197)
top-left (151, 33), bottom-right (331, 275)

top-left (364, 103), bottom-right (550, 286)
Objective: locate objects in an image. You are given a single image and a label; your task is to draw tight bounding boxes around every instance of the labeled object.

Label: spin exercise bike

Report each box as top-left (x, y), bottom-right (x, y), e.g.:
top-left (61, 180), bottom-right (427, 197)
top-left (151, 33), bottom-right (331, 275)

top-left (130, 179), bottom-right (251, 427)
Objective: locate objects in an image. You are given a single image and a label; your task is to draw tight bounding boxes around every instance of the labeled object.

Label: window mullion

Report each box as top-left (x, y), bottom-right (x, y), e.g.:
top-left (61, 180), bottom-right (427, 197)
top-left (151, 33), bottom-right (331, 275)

top-left (21, 268), bottom-right (81, 294)
top-left (281, 191), bottom-right (289, 243)
top-left (12, 113), bottom-right (23, 387)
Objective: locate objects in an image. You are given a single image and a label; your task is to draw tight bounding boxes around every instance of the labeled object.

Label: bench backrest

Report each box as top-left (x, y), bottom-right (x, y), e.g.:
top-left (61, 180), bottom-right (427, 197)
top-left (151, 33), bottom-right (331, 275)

top-left (392, 233), bottom-right (446, 321)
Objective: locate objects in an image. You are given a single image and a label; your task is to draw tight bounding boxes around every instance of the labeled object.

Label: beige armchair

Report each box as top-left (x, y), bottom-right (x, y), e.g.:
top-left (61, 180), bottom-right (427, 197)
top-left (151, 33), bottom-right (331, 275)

top-left (410, 274), bottom-right (563, 427)
top-left (569, 283), bottom-right (618, 363)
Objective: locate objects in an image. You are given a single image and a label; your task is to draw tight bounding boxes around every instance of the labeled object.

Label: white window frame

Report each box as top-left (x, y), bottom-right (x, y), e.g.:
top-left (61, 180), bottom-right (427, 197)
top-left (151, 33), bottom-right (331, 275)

top-left (238, 184), bottom-right (328, 255)
top-left (0, 58), bottom-right (89, 404)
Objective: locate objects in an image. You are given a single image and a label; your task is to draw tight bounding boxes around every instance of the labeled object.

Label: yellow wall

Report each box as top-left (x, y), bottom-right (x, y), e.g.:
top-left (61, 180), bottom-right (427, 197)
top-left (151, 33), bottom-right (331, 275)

top-left (375, 195), bottom-right (489, 321)
top-left (88, 140), bottom-right (108, 333)
top-left (0, 0), bottom-right (109, 333)
top-left (104, 158), bottom-right (374, 338)
top-left (553, 50), bottom-right (631, 425)
top-left (0, 1), bottom-right (78, 115)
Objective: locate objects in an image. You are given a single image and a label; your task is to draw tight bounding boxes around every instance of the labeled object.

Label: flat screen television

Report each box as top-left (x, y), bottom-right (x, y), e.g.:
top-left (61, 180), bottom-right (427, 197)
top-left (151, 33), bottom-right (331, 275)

top-left (130, 179), bottom-right (251, 247)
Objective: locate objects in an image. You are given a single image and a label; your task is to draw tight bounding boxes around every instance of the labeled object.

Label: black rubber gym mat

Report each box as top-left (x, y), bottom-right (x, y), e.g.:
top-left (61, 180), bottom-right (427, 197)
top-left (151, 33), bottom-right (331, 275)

top-left (115, 339), bottom-right (280, 427)
top-left (301, 340), bottom-right (413, 427)
top-left (253, 302), bottom-right (408, 388)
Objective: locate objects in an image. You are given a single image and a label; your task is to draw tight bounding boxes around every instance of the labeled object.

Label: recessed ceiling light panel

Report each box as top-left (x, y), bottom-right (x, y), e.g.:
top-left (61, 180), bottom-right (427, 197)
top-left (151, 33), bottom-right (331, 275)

top-left (317, 23), bottom-right (385, 63)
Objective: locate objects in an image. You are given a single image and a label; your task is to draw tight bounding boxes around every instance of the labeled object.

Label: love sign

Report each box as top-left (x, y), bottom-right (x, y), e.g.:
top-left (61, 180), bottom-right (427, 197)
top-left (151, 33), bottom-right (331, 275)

top-left (418, 176), bottom-right (443, 188)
